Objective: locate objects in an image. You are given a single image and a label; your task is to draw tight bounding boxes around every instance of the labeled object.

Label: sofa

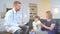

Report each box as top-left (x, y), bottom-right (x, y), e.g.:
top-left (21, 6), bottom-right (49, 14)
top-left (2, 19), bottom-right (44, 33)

top-left (27, 19), bottom-right (60, 34)
top-left (0, 19), bottom-right (60, 34)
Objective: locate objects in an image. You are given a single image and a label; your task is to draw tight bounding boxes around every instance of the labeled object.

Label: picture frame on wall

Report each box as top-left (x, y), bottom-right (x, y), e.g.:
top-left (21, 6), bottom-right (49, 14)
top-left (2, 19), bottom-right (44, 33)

top-left (29, 3), bottom-right (37, 19)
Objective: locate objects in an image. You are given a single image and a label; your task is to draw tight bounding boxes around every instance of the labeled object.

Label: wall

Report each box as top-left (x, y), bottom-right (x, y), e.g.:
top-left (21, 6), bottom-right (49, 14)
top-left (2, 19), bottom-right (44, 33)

top-left (38, 0), bottom-right (60, 19)
top-left (50, 0), bottom-right (60, 19)
top-left (0, 0), bottom-right (60, 19)
top-left (0, 0), bottom-right (50, 19)
top-left (0, 0), bottom-right (6, 19)
top-left (38, 0), bottom-right (50, 19)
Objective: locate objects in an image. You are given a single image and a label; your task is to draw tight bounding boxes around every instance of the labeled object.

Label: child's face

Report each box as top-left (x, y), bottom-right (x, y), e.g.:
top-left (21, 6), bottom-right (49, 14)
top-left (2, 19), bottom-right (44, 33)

top-left (34, 18), bottom-right (39, 22)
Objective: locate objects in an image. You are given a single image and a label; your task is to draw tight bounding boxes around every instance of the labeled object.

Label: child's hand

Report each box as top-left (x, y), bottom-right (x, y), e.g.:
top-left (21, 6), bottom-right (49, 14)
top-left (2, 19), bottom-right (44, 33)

top-left (31, 29), bottom-right (36, 32)
top-left (33, 29), bottom-right (37, 32)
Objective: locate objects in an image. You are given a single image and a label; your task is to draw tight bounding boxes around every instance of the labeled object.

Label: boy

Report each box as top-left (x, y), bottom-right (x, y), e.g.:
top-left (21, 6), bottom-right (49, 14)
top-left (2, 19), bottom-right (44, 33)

top-left (29, 16), bottom-right (42, 34)
top-left (29, 16), bottom-right (48, 34)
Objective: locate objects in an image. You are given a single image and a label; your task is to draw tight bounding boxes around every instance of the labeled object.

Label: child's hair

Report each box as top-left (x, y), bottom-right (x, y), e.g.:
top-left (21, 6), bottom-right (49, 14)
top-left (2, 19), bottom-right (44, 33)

top-left (34, 16), bottom-right (40, 20)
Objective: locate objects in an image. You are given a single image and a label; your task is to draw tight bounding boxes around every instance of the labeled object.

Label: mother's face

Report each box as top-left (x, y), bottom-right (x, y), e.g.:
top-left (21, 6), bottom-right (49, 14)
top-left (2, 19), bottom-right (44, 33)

top-left (45, 13), bottom-right (51, 19)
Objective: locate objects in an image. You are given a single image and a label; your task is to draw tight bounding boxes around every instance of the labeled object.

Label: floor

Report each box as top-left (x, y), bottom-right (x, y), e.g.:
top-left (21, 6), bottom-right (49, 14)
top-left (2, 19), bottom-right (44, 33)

top-left (0, 32), bottom-right (11, 34)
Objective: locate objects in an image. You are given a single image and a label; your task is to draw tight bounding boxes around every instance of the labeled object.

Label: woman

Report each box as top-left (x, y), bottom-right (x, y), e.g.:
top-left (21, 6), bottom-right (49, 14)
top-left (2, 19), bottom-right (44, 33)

top-left (42, 11), bottom-right (57, 34)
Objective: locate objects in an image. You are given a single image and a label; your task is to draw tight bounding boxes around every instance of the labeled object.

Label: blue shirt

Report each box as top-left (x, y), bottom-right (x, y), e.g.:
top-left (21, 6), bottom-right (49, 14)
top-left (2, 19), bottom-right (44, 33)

top-left (45, 19), bottom-right (57, 34)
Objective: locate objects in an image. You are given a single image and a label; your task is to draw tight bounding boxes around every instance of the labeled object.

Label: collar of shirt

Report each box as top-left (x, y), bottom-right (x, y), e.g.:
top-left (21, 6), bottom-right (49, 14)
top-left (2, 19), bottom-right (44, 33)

top-left (12, 8), bottom-right (20, 14)
top-left (12, 8), bottom-right (17, 13)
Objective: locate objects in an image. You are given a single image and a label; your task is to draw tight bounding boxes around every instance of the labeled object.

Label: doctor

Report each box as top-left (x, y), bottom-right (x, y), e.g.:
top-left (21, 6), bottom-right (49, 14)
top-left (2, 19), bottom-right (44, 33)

top-left (4, 1), bottom-right (28, 34)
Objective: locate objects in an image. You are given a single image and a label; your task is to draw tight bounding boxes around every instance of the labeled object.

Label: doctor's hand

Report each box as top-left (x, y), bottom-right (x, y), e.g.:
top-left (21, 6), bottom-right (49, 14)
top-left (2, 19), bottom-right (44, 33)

top-left (19, 23), bottom-right (25, 27)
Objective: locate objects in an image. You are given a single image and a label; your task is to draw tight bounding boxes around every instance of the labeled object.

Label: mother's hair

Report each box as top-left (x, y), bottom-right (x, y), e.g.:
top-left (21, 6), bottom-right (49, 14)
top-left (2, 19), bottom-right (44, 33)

top-left (46, 11), bottom-right (52, 19)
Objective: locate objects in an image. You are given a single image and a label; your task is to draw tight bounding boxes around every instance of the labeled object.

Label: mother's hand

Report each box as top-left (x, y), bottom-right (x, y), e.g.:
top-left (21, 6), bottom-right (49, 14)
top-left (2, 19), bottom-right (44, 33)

top-left (40, 23), bottom-right (55, 30)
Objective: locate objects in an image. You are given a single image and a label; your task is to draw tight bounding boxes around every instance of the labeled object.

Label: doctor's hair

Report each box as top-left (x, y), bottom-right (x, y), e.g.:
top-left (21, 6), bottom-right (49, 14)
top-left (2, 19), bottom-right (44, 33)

top-left (13, 1), bottom-right (21, 5)
top-left (34, 16), bottom-right (40, 20)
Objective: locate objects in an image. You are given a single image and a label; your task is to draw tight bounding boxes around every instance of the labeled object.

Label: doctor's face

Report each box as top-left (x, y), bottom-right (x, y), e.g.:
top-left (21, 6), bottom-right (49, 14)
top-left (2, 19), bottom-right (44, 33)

top-left (14, 4), bottom-right (21, 11)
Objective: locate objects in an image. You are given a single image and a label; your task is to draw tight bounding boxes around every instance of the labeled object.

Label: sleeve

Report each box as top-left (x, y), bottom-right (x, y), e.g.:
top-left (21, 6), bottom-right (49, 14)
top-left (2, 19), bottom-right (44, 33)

top-left (4, 10), bottom-right (18, 26)
top-left (51, 19), bottom-right (57, 29)
top-left (32, 22), bottom-right (37, 30)
top-left (51, 19), bottom-right (56, 24)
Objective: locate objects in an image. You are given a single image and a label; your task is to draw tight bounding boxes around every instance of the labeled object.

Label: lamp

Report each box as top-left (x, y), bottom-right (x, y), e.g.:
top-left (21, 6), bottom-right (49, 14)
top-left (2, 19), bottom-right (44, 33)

top-left (53, 8), bottom-right (58, 14)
